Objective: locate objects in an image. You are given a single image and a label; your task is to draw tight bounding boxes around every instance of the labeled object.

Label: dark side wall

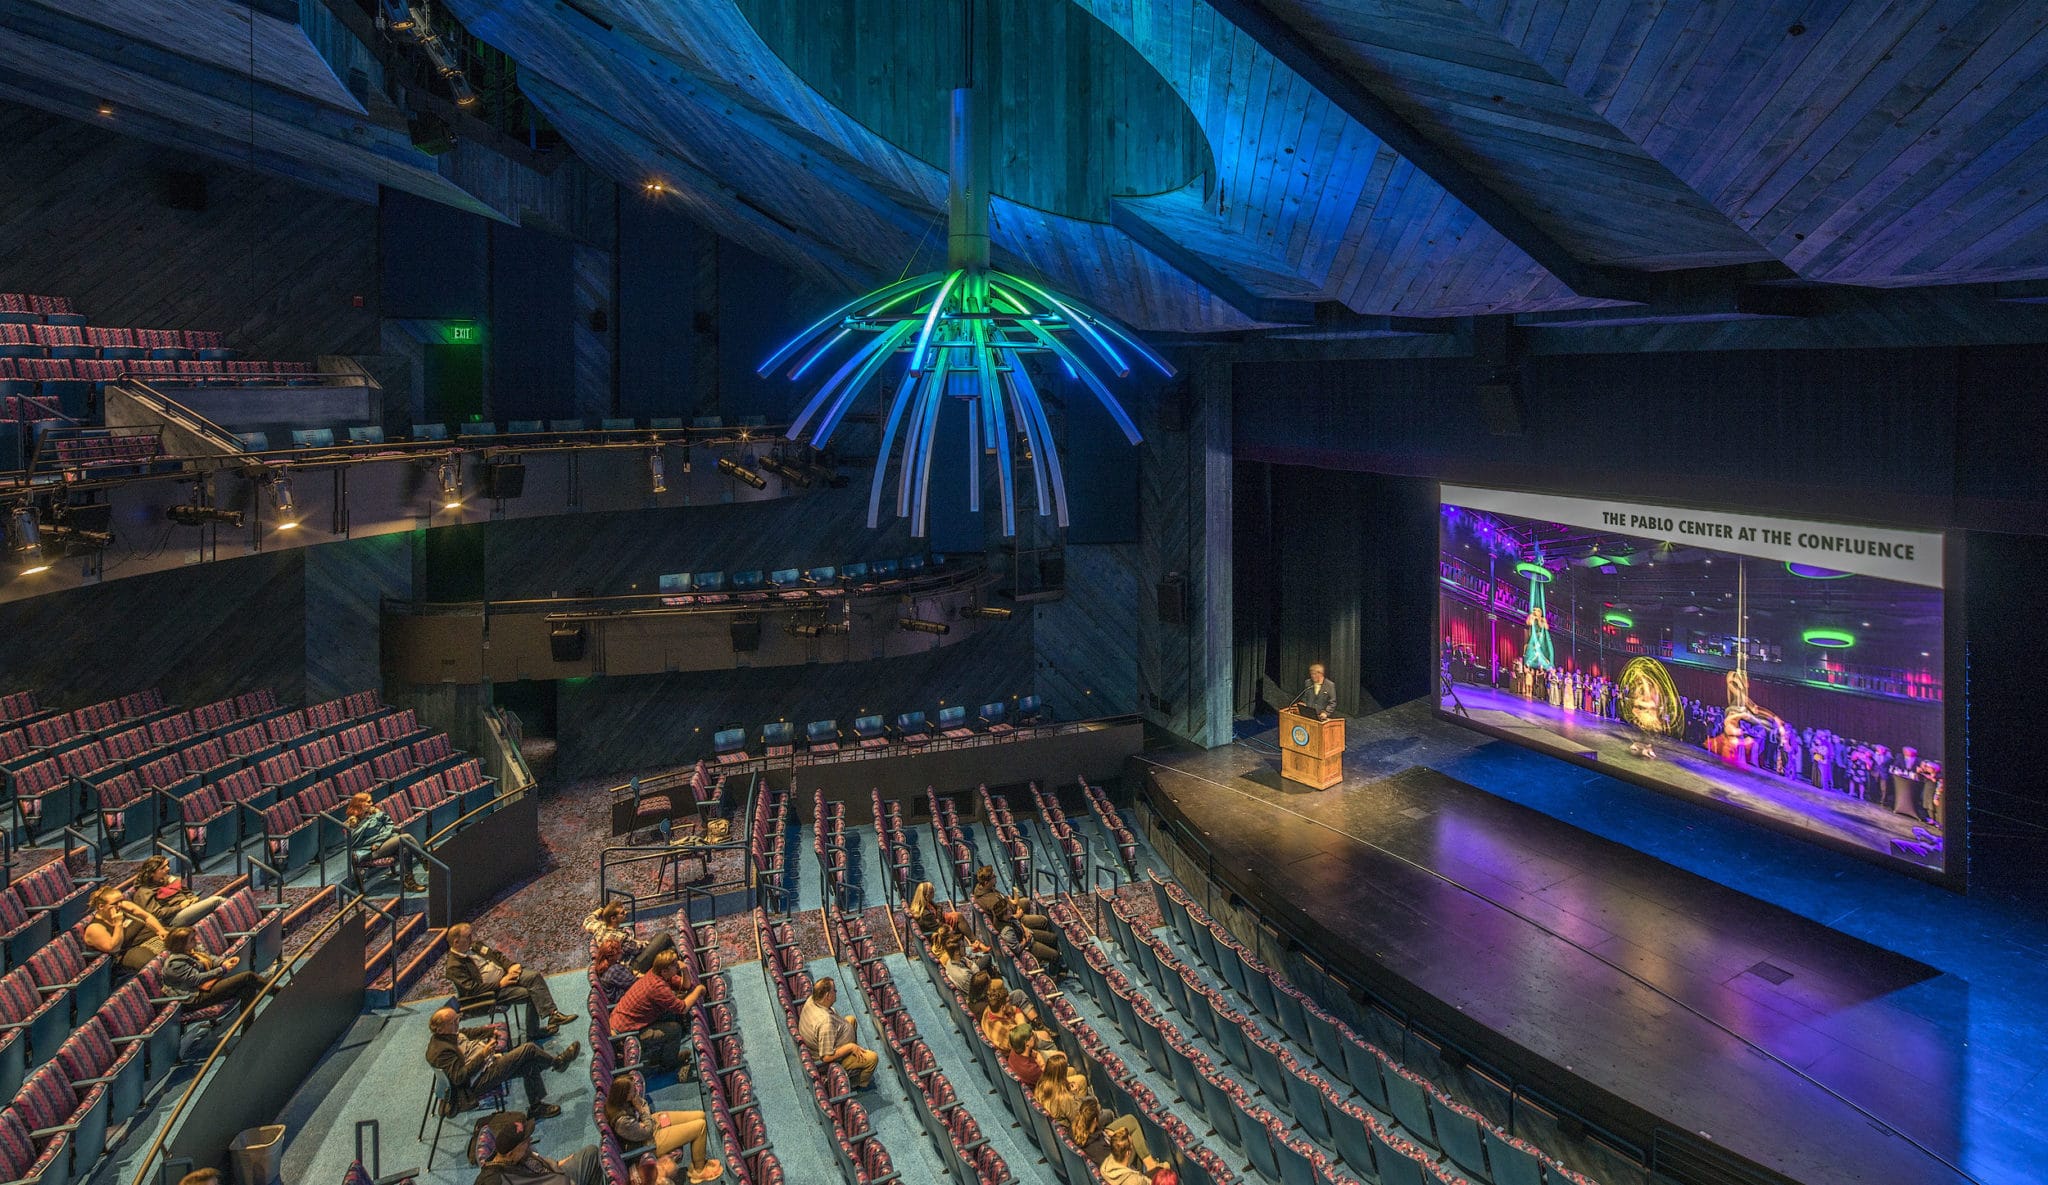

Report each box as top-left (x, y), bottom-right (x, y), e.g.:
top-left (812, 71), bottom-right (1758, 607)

top-left (0, 101), bottom-right (378, 361)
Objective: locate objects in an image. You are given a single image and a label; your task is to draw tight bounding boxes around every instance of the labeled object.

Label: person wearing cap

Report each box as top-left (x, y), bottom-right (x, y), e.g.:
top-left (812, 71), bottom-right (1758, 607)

top-left (426, 1007), bottom-right (581, 1120)
top-left (796, 977), bottom-right (877, 1088)
top-left (475, 1111), bottom-right (601, 1185)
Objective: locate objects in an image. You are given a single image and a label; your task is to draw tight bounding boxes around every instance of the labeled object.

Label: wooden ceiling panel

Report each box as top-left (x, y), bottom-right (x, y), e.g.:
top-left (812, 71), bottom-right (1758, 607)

top-left (1474, 0), bottom-right (2048, 285)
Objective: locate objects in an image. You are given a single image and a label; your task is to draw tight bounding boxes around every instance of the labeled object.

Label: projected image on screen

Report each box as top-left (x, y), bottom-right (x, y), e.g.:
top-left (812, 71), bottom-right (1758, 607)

top-left (1436, 485), bottom-right (1947, 874)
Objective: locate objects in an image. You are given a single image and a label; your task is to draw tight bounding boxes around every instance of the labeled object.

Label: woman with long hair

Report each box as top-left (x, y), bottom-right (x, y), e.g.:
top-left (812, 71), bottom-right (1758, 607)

top-left (1033, 1050), bottom-right (1084, 1126)
top-left (603, 1074), bottom-right (722, 1182)
top-left (907, 881), bottom-right (942, 935)
top-left (133, 855), bottom-right (225, 929)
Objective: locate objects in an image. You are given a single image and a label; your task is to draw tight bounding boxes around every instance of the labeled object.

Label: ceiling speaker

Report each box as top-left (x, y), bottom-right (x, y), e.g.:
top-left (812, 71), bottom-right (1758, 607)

top-left (549, 624), bottom-right (586, 662)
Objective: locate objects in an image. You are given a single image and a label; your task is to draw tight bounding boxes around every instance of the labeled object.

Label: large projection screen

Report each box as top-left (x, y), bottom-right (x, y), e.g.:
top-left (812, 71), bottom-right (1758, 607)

top-left (1436, 484), bottom-right (1955, 880)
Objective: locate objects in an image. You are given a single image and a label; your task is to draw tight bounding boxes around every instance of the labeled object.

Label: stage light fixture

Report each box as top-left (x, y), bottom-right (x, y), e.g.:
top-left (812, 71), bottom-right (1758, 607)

top-left (438, 457), bottom-right (464, 509)
top-left (380, 0), bottom-right (415, 31)
top-left (648, 451), bottom-right (668, 495)
top-left (6, 505), bottom-right (38, 557)
top-left (757, 455), bottom-right (811, 488)
top-left (165, 504), bottom-right (242, 528)
top-left (681, 446), bottom-right (693, 474)
top-left (790, 621), bottom-right (852, 638)
top-left (270, 476), bottom-right (299, 529)
top-left (717, 456), bottom-right (767, 490)
top-left (898, 617), bottom-right (950, 636)
top-left (959, 605), bottom-right (1012, 620)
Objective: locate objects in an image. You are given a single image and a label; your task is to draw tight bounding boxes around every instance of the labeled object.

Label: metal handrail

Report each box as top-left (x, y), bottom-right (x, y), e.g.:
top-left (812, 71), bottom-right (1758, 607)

top-left (395, 562), bottom-right (987, 620)
top-left (126, 890), bottom-right (382, 1185)
top-left (60, 824), bottom-right (102, 877)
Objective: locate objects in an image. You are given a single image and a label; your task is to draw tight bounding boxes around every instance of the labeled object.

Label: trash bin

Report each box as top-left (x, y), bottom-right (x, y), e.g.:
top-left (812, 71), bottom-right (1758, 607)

top-left (228, 1125), bottom-right (285, 1185)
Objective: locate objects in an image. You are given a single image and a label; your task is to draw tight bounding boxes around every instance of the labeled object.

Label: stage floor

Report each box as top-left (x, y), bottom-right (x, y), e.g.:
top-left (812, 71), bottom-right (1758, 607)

top-left (1443, 683), bottom-right (1942, 870)
top-left (1136, 701), bottom-right (2046, 1185)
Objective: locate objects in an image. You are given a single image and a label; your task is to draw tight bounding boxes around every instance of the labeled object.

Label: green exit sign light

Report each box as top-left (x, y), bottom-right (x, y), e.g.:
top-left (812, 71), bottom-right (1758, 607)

top-left (446, 323), bottom-right (477, 343)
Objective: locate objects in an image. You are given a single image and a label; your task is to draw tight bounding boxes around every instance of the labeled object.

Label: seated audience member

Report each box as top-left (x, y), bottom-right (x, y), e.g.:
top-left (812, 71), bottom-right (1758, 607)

top-left (1004, 1028), bottom-right (1042, 1089)
top-left (591, 938), bottom-right (636, 1007)
top-left (426, 1008), bottom-right (580, 1120)
top-left (445, 922), bottom-right (578, 1037)
top-left (608, 950), bottom-right (703, 1073)
top-left (583, 899), bottom-right (677, 973)
top-left (991, 896), bottom-right (1060, 967)
top-left (907, 881), bottom-right (943, 936)
top-left (1098, 1126), bottom-right (1173, 1185)
top-left (134, 855), bottom-right (225, 929)
top-left (969, 866), bottom-right (1006, 917)
top-left (1034, 1051), bottom-right (1086, 1126)
top-left (796, 977), bottom-right (878, 1088)
top-left (1072, 1096), bottom-right (1111, 1164)
top-left (603, 1075), bottom-right (722, 1183)
top-left (474, 1110), bottom-right (600, 1185)
top-left (83, 886), bottom-right (168, 973)
top-left (965, 969), bottom-right (994, 1019)
top-left (981, 983), bottom-right (1052, 1052)
top-left (345, 792), bottom-right (425, 893)
top-left (178, 1172), bottom-right (221, 1185)
top-left (936, 931), bottom-right (975, 993)
top-left (160, 926), bottom-right (262, 1014)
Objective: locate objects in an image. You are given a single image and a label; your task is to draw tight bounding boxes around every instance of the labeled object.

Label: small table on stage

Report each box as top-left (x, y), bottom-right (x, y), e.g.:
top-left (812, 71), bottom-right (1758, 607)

top-left (1279, 708), bottom-right (1344, 790)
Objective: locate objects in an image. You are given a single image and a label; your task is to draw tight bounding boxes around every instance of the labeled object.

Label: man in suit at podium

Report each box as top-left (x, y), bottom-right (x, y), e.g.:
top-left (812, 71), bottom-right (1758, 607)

top-left (1294, 663), bottom-right (1338, 720)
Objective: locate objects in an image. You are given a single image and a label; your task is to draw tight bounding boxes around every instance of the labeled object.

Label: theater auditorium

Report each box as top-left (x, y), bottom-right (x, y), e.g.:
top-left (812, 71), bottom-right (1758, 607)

top-left (0, 3), bottom-right (2042, 1185)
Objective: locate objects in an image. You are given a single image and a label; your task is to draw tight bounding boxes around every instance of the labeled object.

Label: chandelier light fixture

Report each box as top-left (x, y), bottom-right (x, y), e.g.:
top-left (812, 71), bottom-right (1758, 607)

top-left (758, 2), bottom-right (1170, 537)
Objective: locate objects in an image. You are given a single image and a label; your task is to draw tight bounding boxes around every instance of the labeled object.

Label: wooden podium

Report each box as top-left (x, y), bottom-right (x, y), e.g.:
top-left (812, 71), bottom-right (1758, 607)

top-left (1279, 708), bottom-right (1344, 790)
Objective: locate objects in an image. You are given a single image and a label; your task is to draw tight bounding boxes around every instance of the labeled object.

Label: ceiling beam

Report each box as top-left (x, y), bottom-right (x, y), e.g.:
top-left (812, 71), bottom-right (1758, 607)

top-left (1204, 0), bottom-right (1652, 304)
top-left (1110, 199), bottom-right (1314, 325)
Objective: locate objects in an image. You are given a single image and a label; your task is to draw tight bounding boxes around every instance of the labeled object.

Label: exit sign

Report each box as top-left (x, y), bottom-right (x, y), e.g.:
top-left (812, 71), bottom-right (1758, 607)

top-left (447, 324), bottom-right (476, 343)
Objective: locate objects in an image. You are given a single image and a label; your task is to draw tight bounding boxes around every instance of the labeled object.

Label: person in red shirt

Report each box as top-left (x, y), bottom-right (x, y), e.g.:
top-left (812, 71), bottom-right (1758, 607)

top-left (1003, 1028), bottom-right (1042, 1089)
top-left (608, 950), bottom-right (703, 1073)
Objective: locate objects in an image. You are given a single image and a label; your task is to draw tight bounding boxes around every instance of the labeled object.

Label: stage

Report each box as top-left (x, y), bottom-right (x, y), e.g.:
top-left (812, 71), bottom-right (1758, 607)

top-left (1133, 700), bottom-right (2045, 1185)
top-left (1443, 682), bottom-right (1942, 871)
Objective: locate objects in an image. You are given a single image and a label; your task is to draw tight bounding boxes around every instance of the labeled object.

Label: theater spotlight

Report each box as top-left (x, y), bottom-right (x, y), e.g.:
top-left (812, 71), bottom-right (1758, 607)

top-left (790, 621), bottom-right (852, 638)
top-left (757, 455), bottom-right (811, 488)
top-left (438, 457), bottom-right (464, 509)
top-left (270, 476), bottom-right (300, 529)
top-left (959, 605), bottom-right (1013, 620)
top-left (648, 450), bottom-right (668, 495)
top-left (898, 617), bottom-right (950, 636)
top-left (717, 456), bottom-right (767, 490)
top-left (6, 505), bottom-right (39, 557)
top-left (680, 446), bottom-right (693, 474)
top-left (165, 504), bottom-right (242, 528)
top-left (380, 0), bottom-right (415, 31)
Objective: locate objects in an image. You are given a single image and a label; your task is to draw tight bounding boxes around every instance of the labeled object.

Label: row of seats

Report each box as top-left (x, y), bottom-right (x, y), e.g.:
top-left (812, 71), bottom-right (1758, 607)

top-left (0, 878), bottom-right (284, 1185)
top-left (749, 787), bottom-right (793, 913)
top-left (834, 907), bottom-right (1012, 1184)
top-left (0, 324), bottom-right (230, 359)
top-left (1078, 778), bottom-right (1139, 876)
top-left (975, 786), bottom-right (1034, 892)
top-left (814, 793), bottom-right (856, 911)
top-left (580, 912), bottom-right (784, 1185)
top-left (760, 914), bottom-right (901, 1185)
top-left (871, 791), bottom-right (913, 904)
top-left (0, 295), bottom-right (79, 323)
top-left (0, 359), bottom-right (313, 384)
top-left (926, 792), bottom-right (977, 904)
top-left (714, 695), bottom-right (1043, 765)
top-left (1027, 783), bottom-right (1090, 891)
top-left (916, 887), bottom-right (1239, 1185)
top-left (1136, 880), bottom-right (1599, 1185)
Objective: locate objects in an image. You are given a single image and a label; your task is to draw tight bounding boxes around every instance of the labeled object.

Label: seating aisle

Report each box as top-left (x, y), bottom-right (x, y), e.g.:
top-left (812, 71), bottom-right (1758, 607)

top-left (803, 954), bottom-right (956, 1183)
top-left (877, 948), bottom-right (1038, 1175)
top-left (721, 969), bottom-right (837, 1184)
top-left (267, 972), bottom-right (596, 1185)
